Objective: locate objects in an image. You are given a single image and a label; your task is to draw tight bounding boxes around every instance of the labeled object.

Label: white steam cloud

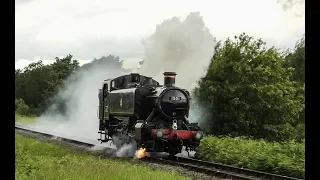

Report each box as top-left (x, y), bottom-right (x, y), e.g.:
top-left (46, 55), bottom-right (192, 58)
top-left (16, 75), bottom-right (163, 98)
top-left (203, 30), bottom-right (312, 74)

top-left (31, 61), bottom-right (124, 141)
top-left (138, 12), bottom-right (216, 90)
top-left (116, 143), bottom-right (137, 157)
top-left (138, 12), bottom-right (215, 124)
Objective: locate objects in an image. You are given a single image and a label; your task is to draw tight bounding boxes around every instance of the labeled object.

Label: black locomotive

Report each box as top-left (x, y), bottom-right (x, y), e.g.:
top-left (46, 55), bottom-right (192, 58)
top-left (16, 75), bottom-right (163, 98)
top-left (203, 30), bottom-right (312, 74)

top-left (97, 72), bottom-right (203, 156)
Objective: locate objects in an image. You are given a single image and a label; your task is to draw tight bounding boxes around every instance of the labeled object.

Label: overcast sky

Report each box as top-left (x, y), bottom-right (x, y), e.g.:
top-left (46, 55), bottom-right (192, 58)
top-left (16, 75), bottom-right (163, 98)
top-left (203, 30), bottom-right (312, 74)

top-left (15, 0), bottom-right (305, 70)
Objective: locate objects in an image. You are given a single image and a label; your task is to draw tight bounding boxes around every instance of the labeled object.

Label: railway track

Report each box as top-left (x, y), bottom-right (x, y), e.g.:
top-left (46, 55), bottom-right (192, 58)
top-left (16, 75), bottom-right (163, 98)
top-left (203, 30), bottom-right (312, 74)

top-left (15, 124), bottom-right (303, 180)
top-left (144, 156), bottom-right (302, 180)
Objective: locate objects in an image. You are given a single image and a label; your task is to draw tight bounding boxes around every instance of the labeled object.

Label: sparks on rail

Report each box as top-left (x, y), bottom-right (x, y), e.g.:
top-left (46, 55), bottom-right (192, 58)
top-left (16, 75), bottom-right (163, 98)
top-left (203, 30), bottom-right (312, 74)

top-left (135, 147), bottom-right (149, 159)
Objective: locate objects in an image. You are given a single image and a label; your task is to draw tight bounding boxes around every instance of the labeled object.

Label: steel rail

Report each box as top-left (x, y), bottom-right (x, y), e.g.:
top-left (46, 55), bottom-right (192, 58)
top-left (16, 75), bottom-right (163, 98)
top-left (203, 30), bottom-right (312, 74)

top-left (15, 124), bottom-right (303, 180)
top-left (15, 124), bottom-right (96, 147)
top-left (144, 156), bottom-right (258, 180)
top-left (147, 156), bottom-right (303, 180)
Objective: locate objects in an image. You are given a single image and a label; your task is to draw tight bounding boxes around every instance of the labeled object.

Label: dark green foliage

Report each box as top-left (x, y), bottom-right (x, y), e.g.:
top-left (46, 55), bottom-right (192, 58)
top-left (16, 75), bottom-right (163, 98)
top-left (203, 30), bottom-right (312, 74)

top-left (285, 35), bottom-right (305, 83)
top-left (284, 36), bottom-right (305, 129)
top-left (15, 99), bottom-right (30, 116)
top-left (15, 55), bottom-right (80, 115)
top-left (194, 33), bottom-right (305, 141)
top-left (81, 55), bottom-right (124, 71)
top-left (51, 54), bottom-right (80, 80)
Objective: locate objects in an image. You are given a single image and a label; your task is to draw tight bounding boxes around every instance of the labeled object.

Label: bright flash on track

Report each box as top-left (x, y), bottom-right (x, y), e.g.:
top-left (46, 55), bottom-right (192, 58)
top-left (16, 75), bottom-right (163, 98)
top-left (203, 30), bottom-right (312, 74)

top-left (135, 147), bottom-right (150, 159)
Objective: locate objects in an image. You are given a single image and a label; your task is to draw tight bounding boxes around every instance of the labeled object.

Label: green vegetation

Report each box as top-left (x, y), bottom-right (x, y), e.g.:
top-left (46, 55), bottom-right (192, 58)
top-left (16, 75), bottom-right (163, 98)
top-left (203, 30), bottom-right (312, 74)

top-left (194, 33), bottom-right (305, 142)
top-left (15, 98), bottom-right (37, 124)
top-left (15, 133), bottom-right (189, 180)
top-left (15, 114), bottom-right (36, 124)
top-left (196, 136), bottom-right (304, 178)
top-left (15, 55), bottom-right (80, 116)
top-left (15, 99), bottom-right (31, 116)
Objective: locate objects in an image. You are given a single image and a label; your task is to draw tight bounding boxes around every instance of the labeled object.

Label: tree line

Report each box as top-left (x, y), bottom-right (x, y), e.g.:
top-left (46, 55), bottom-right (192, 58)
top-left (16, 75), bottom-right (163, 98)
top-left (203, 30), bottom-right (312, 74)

top-left (15, 33), bottom-right (305, 142)
top-left (193, 33), bottom-right (304, 142)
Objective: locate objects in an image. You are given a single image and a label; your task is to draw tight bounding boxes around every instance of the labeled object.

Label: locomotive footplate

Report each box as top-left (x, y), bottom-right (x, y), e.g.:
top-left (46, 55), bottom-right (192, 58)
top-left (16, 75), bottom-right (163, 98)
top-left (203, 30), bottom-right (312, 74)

top-left (151, 129), bottom-right (203, 140)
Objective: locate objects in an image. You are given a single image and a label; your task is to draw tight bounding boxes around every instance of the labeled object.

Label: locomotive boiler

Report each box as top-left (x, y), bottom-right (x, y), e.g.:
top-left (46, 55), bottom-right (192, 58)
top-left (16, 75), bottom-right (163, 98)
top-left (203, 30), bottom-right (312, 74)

top-left (97, 72), bottom-right (203, 156)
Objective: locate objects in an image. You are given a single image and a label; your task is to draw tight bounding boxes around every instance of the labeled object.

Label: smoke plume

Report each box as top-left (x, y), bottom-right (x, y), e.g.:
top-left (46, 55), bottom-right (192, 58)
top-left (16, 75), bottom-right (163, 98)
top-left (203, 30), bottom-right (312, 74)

top-left (138, 12), bottom-right (216, 123)
top-left (277, 0), bottom-right (304, 18)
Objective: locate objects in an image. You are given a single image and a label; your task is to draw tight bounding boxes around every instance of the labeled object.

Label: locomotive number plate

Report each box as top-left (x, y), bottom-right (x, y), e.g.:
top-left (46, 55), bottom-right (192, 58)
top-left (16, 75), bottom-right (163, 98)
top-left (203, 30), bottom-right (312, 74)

top-left (170, 96), bottom-right (182, 101)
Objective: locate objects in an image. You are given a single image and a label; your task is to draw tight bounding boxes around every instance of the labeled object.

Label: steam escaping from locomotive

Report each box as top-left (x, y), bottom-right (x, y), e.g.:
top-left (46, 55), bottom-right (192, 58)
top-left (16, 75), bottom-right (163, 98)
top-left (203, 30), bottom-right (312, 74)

top-left (138, 12), bottom-right (215, 125)
top-left (32, 56), bottom-right (126, 140)
top-left (115, 143), bottom-right (137, 157)
top-left (138, 12), bottom-right (215, 89)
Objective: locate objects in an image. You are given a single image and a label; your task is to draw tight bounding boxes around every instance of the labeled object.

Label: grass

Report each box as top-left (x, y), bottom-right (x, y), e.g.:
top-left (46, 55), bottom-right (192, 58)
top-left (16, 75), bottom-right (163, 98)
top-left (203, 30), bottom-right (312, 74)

top-left (15, 114), bottom-right (37, 124)
top-left (15, 133), bottom-right (190, 180)
top-left (195, 136), bottom-right (305, 179)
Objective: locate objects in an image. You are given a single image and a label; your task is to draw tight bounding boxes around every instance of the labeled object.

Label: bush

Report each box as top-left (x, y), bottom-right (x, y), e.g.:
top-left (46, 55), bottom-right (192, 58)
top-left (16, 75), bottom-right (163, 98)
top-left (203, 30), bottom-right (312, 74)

top-left (196, 136), bottom-right (304, 178)
top-left (15, 99), bottom-right (29, 116)
top-left (15, 114), bottom-right (36, 124)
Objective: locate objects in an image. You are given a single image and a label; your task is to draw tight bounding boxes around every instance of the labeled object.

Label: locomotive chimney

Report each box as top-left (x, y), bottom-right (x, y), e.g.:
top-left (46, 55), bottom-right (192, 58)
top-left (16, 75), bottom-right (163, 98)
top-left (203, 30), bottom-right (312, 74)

top-left (163, 72), bottom-right (176, 87)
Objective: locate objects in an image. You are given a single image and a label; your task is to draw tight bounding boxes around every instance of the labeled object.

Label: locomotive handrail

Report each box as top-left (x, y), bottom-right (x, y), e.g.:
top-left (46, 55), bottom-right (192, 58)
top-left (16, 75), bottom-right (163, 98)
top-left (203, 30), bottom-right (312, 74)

top-left (104, 78), bottom-right (112, 82)
top-left (97, 106), bottom-right (99, 119)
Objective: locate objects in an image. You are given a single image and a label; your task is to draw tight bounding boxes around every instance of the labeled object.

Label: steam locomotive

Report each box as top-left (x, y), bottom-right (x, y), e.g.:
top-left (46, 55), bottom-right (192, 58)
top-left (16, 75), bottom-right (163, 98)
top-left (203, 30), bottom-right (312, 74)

top-left (97, 72), bottom-right (203, 156)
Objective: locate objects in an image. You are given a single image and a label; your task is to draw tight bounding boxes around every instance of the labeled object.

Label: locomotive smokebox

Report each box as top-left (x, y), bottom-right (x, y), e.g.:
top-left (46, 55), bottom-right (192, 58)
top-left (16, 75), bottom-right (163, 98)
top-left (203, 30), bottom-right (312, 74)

top-left (163, 72), bottom-right (177, 87)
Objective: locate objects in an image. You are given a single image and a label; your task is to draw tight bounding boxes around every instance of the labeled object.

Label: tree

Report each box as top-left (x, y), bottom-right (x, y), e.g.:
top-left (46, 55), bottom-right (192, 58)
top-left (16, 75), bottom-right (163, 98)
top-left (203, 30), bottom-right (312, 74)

top-left (15, 55), bottom-right (80, 115)
top-left (284, 35), bottom-right (305, 139)
top-left (80, 54), bottom-right (124, 72)
top-left (15, 61), bottom-right (53, 113)
top-left (15, 99), bottom-right (29, 116)
top-left (285, 35), bottom-right (305, 84)
top-left (52, 54), bottom-right (80, 80)
top-left (195, 33), bottom-right (304, 141)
